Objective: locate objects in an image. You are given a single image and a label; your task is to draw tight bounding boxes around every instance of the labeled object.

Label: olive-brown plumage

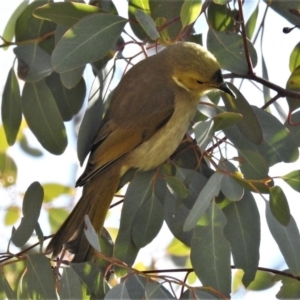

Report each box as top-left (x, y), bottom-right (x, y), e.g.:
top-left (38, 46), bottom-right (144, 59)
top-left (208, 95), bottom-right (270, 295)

top-left (46, 42), bottom-right (232, 262)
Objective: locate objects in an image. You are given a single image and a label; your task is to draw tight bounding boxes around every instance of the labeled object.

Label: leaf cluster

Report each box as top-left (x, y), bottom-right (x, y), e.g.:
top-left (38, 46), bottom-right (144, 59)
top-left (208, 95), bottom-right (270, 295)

top-left (1, 0), bottom-right (300, 299)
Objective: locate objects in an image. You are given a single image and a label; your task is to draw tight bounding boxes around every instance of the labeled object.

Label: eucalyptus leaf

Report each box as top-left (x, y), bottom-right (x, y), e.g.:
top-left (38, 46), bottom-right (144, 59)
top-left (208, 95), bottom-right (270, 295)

top-left (266, 203), bottom-right (300, 276)
top-left (222, 83), bottom-right (263, 145)
top-left (71, 262), bottom-right (107, 298)
top-left (238, 149), bottom-right (269, 180)
top-left (52, 14), bottom-right (127, 73)
top-left (60, 268), bottom-right (82, 300)
top-left (184, 172), bottom-right (223, 231)
top-left (207, 1), bottom-right (234, 31)
top-left (282, 170), bottom-right (300, 192)
top-left (180, 0), bottom-right (202, 28)
top-left (12, 182), bottom-right (43, 247)
top-left (223, 190), bottom-right (260, 287)
top-left (289, 42), bottom-right (300, 72)
top-left (286, 65), bottom-right (300, 112)
top-left (114, 171), bottom-right (157, 275)
top-left (45, 72), bottom-right (86, 121)
top-left (207, 30), bottom-right (257, 74)
top-left (132, 194), bottom-right (164, 248)
top-left (105, 282), bottom-right (130, 299)
top-left (14, 44), bottom-right (53, 82)
top-left (224, 106), bottom-right (299, 167)
top-left (27, 254), bottom-right (56, 299)
top-left (270, 186), bottom-right (291, 226)
top-left (33, 2), bottom-right (101, 27)
top-left (135, 9), bottom-right (160, 40)
top-left (1, 67), bottom-right (21, 145)
top-left (191, 202), bottom-right (231, 297)
top-left (22, 80), bottom-right (67, 155)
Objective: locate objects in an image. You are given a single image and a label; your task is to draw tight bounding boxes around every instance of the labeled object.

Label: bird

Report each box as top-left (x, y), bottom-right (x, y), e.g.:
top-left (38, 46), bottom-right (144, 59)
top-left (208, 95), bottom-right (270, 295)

top-left (46, 42), bottom-right (233, 262)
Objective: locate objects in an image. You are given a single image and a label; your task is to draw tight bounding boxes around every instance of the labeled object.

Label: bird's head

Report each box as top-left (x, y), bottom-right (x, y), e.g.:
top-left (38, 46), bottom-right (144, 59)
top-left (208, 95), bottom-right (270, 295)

top-left (165, 42), bottom-right (233, 98)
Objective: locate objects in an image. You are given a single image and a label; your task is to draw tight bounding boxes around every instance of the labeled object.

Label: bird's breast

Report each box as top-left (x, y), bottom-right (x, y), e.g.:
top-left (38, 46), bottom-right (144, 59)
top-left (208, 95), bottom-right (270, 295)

top-left (124, 93), bottom-right (199, 171)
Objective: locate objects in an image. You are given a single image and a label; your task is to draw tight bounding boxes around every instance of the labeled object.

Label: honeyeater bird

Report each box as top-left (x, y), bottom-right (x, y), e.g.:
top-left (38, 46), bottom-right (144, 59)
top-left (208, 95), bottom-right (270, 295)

top-left (46, 42), bottom-right (233, 262)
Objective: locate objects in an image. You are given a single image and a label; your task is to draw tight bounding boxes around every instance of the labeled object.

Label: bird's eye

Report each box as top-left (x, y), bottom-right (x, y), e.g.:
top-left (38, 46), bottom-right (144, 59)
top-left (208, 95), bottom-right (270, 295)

top-left (196, 80), bottom-right (203, 84)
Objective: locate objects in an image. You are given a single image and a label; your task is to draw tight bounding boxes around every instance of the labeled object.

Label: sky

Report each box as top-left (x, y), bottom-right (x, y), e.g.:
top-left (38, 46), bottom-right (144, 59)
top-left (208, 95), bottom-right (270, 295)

top-left (1, 1), bottom-right (300, 299)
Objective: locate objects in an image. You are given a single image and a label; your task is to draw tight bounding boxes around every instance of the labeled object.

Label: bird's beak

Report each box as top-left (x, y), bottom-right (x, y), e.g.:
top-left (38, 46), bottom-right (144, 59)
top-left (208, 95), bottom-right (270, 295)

top-left (219, 82), bottom-right (235, 98)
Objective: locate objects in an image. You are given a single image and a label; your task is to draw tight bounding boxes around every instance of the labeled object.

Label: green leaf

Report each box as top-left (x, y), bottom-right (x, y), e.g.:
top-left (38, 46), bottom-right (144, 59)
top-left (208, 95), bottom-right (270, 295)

top-left (132, 194), bottom-right (164, 248)
top-left (207, 1), bottom-right (234, 31)
top-left (245, 4), bottom-right (259, 40)
top-left (224, 106), bottom-right (299, 167)
top-left (238, 149), bottom-right (269, 180)
top-left (261, 53), bottom-right (271, 102)
top-left (273, 273), bottom-right (300, 299)
top-left (48, 208), bottom-right (69, 232)
top-left (282, 170), bottom-right (300, 192)
top-left (60, 268), bottom-right (83, 300)
top-left (145, 281), bottom-right (174, 299)
top-left (180, 0), bottom-right (202, 28)
top-left (167, 238), bottom-right (190, 256)
top-left (84, 215), bottom-right (101, 252)
top-left (42, 183), bottom-right (73, 203)
top-left (0, 272), bottom-right (17, 299)
top-left (77, 94), bottom-right (105, 165)
top-left (1, 67), bottom-right (21, 145)
top-left (4, 206), bottom-right (20, 226)
top-left (212, 112), bottom-right (242, 132)
top-left (222, 83), bottom-right (263, 145)
top-left (71, 262), bottom-right (107, 298)
top-left (164, 169), bottom-right (207, 246)
top-left (285, 111), bottom-right (300, 147)
top-left (0, 151), bottom-right (17, 188)
top-left (270, 186), bottom-right (291, 226)
top-left (165, 176), bottom-right (189, 198)
top-left (125, 274), bottom-right (147, 299)
top-left (286, 65), bottom-right (300, 112)
top-left (14, 44), bottom-right (53, 82)
top-left (59, 66), bottom-right (85, 89)
top-left (181, 288), bottom-right (219, 299)
top-left (191, 202), bottom-right (231, 297)
top-left (45, 72), bottom-right (86, 121)
top-left (52, 14), bottom-right (127, 73)
top-left (27, 254), bottom-right (57, 299)
top-left (33, 2), bottom-right (102, 27)
top-left (247, 270), bottom-right (275, 291)
top-left (2, 0), bottom-right (29, 49)
top-left (193, 119), bottom-right (214, 151)
top-left (12, 182), bottom-right (43, 247)
top-left (223, 191), bottom-right (260, 287)
top-left (128, 0), bottom-right (150, 40)
top-left (184, 172), bottom-right (223, 231)
top-left (135, 9), bottom-right (160, 40)
top-left (22, 80), bottom-right (67, 155)
top-left (221, 174), bottom-right (244, 201)
top-left (266, 202), bottom-right (300, 276)
top-left (105, 282), bottom-right (130, 299)
top-left (266, 0), bottom-right (300, 27)
top-left (114, 171), bottom-right (158, 275)
top-left (19, 135), bottom-right (43, 157)
top-left (207, 30), bottom-right (257, 75)
top-left (289, 42), bottom-right (300, 72)
top-left (150, 0), bottom-right (184, 40)
top-left (15, 1), bottom-right (55, 42)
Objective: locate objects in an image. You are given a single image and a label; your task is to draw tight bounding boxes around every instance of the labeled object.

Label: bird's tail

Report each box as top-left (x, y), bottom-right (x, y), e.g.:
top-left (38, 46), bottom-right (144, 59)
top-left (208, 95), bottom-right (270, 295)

top-left (46, 165), bottom-right (121, 262)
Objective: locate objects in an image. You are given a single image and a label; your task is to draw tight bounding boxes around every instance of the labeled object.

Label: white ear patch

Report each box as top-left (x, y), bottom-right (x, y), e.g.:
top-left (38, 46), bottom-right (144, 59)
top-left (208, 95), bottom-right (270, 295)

top-left (172, 76), bottom-right (191, 92)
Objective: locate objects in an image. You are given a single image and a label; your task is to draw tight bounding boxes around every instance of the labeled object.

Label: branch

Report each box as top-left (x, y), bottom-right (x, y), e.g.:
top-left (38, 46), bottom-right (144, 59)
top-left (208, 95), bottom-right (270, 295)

top-left (237, 0), bottom-right (254, 75)
top-left (224, 73), bottom-right (300, 100)
top-left (0, 31), bottom-right (55, 48)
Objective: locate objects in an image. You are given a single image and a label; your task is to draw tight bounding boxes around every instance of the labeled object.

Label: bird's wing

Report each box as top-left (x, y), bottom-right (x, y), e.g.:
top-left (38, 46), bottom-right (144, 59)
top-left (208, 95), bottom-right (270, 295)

top-left (76, 86), bottom-right (175, 186)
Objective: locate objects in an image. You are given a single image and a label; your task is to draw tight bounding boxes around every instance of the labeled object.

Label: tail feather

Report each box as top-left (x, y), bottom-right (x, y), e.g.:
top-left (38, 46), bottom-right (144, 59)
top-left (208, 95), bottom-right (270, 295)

top-left (46, 165), bottom-right (121, 262)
